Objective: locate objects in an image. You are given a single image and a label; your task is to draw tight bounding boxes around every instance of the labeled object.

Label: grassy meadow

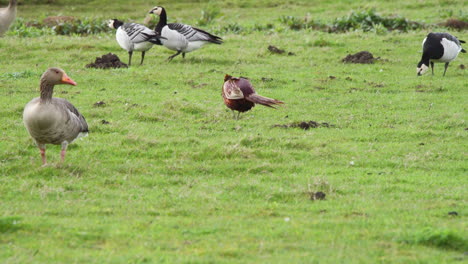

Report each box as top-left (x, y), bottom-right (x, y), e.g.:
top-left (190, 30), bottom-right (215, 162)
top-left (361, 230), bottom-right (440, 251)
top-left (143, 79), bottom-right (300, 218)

top-left (0, 0), bottom-right (467, 263)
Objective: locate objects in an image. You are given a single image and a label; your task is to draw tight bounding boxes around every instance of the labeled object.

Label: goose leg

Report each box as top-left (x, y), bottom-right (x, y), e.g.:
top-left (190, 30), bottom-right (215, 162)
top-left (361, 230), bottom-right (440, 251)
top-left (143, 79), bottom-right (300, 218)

top-left (182, 52), bottom-right (186, 59)
top-left (443, 62), bottom-right (449, 77)
top-left (128, 51), bottom-right (133, 66)
top-left (60, 141), bottom-right (68, 163)
top-left (430, 61), bottom-right (434, 75)
top-left (236, 112), bottom-right (241, 120)
top-left (38, 144), bottom-right (46, 165)
top-left (167, 51), bottom-right (182, 62)
top-left (140, 51), bottom-right (145, 65)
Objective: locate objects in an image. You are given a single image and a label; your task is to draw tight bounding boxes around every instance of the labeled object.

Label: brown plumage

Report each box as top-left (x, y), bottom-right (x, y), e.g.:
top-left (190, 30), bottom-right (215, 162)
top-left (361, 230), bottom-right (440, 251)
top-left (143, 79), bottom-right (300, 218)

top-left (222, 74), bottom-right (284, 119)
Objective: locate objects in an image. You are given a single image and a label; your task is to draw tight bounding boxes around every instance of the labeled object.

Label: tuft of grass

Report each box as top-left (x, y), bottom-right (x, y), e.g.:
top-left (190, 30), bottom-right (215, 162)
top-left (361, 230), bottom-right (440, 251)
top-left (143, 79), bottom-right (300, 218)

top-left (330, 9), bottom-right (425, 32)
top-left (197, 4), bottom-right (222, 26)
top-left (0, 216), bottom-right (24, 233)
top-left (1, 70), bottom-right (36, 80)
top-left (7, 17), bottom-right (112, 36)
top-left (401, 228), bottom-right (468, 252)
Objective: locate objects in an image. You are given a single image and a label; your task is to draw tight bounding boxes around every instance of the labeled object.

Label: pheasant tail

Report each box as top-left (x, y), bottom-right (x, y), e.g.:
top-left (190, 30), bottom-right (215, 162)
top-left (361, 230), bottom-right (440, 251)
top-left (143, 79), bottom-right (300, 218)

top-left (246, 94), bottom-right (284, 108)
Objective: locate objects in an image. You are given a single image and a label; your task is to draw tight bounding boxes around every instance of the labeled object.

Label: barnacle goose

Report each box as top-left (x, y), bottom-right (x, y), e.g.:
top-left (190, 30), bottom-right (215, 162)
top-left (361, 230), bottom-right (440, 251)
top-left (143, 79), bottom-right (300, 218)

top-left (108, 19), bottom-right (165, 66)
top-left (417, 32), bottom-right (466, 76)
top-left (148, 6), bottom-right (223, 61)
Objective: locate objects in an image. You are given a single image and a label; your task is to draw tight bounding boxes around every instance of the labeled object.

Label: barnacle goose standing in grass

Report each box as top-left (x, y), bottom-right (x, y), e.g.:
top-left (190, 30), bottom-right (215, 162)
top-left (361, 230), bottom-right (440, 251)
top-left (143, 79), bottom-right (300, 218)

top-left (108, 19), bottom-right (165, 66)
top-left (148, 6), bottom-right (223, 61)
top-left (417, 32), bottom-right (466, 76)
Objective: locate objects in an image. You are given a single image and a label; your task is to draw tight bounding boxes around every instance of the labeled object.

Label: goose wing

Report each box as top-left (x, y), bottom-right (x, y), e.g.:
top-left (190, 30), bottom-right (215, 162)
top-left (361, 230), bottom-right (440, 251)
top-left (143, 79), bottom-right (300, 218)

top-left (121, 23), bottom-right (159, 43)
top-left (55, 98), bottom-right (89, 133)
top-left (168, 23), bottom-right (222, 44)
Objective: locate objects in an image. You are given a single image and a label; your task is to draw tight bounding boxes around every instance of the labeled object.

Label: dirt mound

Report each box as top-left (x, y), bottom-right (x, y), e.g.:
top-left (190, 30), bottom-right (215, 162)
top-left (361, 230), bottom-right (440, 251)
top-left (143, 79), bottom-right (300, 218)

top-left (342, 51), bottom-right (375, 64)
top-left (268, 45), bottom-right (295, 56)
top-left (310, 192), bottom-right (326, 201)
top-left (440, 19), bottom-right (468, 31)
top-left (86, 53), bottom-right (128, 69)
top-left (273, 120), bottom-right (331, 130)
top-left (42, 16), bottom-right (76, 27)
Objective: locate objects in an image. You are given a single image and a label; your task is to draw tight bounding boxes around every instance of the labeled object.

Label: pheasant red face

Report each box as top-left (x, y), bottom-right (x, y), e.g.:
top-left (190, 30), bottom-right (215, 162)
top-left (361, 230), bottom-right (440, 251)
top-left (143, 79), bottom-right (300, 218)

top-left (61, 73), bottom-right (77, 86)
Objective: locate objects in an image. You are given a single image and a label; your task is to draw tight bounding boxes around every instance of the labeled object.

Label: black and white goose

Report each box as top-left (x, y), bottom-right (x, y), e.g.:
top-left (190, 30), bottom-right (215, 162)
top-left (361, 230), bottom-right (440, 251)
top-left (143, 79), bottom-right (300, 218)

top-left (417, 32), bottom-right (466, 76)
top-left (108, 19), bottom-right (165, 66)
top-left (148, 6), bottom-right (223, 61)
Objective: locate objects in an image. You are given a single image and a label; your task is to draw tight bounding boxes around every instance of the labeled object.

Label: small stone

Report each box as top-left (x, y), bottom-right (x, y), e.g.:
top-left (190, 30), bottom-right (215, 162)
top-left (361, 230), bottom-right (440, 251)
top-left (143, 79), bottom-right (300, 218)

top-left (448, 211), bottom-right (458, 216)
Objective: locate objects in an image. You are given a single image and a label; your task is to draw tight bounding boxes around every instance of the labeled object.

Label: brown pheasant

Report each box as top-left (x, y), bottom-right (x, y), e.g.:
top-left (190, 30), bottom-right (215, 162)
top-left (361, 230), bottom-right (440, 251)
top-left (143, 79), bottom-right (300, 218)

top-left (222, 74), bottom-right (284, 119)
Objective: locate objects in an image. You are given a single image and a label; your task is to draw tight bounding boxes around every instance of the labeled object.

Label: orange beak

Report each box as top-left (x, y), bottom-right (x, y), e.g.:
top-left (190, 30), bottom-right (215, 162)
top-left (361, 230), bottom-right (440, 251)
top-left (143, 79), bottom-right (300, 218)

top-left (61, 73), bottom-right (77, 86)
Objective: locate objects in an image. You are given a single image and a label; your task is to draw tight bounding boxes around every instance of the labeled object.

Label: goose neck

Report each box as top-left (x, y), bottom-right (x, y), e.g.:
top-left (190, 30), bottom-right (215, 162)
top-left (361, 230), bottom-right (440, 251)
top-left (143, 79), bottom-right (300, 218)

top-left (155, 8), bottom-right (167, 33)
top-left (40, 79), bottom-right (54, 102)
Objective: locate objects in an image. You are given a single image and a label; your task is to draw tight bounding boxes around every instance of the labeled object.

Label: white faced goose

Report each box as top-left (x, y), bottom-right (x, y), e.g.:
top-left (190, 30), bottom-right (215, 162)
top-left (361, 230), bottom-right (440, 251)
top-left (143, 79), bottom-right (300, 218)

top-left (23, 68), bottom-right (88, 165)
top-left (0, 0), bottom-right (17, 36)
top-left (148, 6), bottom-right (223, 61)
top-left (108, 19), bottom-right (165, 66)
top-left (417, 32), bottom-right (466, 76)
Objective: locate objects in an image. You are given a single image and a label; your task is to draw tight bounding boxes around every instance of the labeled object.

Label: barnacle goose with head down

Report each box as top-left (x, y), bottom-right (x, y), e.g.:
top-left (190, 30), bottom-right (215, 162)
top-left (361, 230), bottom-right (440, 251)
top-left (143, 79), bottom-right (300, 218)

top-left (148, 6), bottom-right (223, 61)
top-left (417, 32), bottom-right (466, 76)
top-left (108, 19), bottom-right (165, 66)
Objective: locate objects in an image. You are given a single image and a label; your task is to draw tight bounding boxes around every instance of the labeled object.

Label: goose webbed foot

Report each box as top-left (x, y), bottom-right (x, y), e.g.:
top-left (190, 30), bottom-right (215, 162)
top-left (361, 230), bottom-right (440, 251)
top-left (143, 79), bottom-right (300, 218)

top-left (167, 51), bottom-right (182, 62)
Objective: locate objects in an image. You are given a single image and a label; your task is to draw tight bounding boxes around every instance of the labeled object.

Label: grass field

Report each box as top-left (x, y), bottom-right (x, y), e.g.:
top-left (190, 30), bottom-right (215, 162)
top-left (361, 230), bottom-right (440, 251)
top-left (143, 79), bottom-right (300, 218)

top-left (0, 0), bottom-right (467, 263)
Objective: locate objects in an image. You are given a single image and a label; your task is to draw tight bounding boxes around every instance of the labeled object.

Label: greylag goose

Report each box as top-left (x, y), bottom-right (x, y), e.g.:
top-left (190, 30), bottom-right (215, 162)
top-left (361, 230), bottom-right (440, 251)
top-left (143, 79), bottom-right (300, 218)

top-left (108, 18), bottom-right (165, 66)
top-left (417, 32), bottom-right (466, 76)
top-left (148, 6), bottom-right (223, 61)
top-left (222, 74), bottom-right (284, 119)
top-left (0, 0), bottom-right (17, 36)
top-left (23, 68), bottom-right (88, 165)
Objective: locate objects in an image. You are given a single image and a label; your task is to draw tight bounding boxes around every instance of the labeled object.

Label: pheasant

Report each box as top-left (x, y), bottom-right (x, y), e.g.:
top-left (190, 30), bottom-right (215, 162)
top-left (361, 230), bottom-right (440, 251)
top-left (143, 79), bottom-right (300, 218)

top-left (222, 74), bottom-right (284, 119)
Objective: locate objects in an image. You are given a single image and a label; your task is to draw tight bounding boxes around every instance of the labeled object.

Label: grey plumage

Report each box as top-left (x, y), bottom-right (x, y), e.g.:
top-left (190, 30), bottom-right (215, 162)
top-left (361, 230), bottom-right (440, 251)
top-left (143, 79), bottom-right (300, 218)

top-left (23, 68), bottom-right (88, 165)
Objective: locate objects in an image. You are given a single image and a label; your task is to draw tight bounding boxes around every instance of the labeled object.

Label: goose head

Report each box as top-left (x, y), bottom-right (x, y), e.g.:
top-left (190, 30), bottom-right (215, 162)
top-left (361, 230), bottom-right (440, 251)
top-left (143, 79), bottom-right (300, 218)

top-left (416, 61), bottom-right (429, 76)
top-left (107, 19), bottom-right (123, 29)
top-left (148, 6), bottom-right (164, 16)
top-left (42, 67), bottom-right (77, 86)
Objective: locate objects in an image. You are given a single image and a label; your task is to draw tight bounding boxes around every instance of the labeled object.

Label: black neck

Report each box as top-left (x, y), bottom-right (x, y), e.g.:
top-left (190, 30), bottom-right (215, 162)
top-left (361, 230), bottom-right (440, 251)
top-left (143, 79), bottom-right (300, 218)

top-left (421, 53), bottom-right (431, 65)
top-left (114, 19), bottom-right (124, 29)
top-left (40, 79), bottom-right (54, 102)
top-left (155, 8), bottom-right (167, 33)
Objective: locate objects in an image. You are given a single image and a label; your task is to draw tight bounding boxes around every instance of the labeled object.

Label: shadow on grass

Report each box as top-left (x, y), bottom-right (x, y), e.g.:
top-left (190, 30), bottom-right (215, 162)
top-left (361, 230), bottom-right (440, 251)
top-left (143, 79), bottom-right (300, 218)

top-left (400, 227), bottom-right (468, 252)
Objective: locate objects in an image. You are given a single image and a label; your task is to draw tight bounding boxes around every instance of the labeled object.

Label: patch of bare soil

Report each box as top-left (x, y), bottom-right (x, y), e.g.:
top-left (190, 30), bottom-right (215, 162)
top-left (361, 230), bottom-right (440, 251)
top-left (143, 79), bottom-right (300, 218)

top-left (93, 101), bottom-right (106, 107)
top-left (310, 192), bottom-right (326, 201)
top-left (42, 16), bottom-right (76, 27)
top-left (273, 120), bottom-right (332, 130)
top-left (268, 45), bottom-right (296, 56)
top-left (342, 51), bottom-right (375, 64)
top-left (86, 53), bottom-right (128, 69)
top-left (459, 64), bottom-right (465, 70)
top-left (440, 19), bottom-right (468, 31)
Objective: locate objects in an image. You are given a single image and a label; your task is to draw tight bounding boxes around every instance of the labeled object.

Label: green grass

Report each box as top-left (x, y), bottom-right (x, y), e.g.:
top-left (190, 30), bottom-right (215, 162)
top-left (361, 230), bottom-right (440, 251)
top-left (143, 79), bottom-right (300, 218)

top-left (1, 0), bottom-right (467, 263)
